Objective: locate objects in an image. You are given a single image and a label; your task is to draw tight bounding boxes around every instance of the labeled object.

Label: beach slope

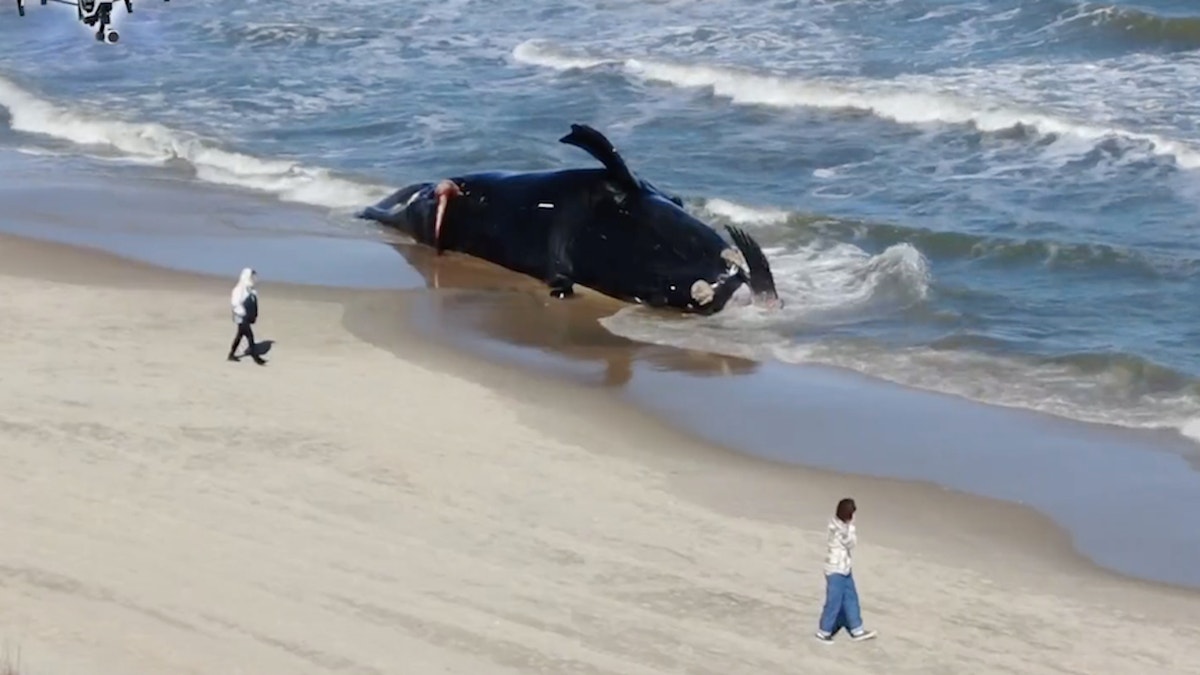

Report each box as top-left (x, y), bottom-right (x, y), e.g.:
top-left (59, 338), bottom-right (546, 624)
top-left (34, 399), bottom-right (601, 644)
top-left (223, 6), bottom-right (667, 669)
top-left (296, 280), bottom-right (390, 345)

top-left (0, 235), bottom-right (1197, 675)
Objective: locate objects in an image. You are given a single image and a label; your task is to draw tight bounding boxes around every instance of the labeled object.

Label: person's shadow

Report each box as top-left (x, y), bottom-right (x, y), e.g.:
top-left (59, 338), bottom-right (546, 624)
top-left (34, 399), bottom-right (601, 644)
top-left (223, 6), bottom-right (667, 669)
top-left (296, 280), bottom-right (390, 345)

top-left (241, 340), bottom-right (274, 360)
top-left (249, 338), bottom-right (274, 355)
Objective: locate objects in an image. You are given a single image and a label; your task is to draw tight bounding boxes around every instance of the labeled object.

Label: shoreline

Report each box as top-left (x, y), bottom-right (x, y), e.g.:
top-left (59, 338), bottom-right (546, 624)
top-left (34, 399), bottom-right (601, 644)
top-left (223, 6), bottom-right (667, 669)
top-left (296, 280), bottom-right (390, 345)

top-left (3, 232), bottom-right (1200, 674)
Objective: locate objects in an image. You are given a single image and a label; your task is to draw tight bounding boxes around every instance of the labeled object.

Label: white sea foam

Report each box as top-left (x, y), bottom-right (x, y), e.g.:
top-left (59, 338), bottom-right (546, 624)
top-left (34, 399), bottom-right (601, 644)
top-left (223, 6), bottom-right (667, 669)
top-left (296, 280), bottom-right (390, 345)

top-left (512, 42), bottom-right (610, 71)
top-left (13, 145), bottom-right (168, 167)
top-left (701, 198), bottom-right (789, 226)
top-left (0, 76), bottom-right (392, 211)
top-left (698, 196), bottom-right (933, 314)
top-left (512, 40), bottom-right (1200, 170)
top-left (1183, 418), bottom-right (1200, 444)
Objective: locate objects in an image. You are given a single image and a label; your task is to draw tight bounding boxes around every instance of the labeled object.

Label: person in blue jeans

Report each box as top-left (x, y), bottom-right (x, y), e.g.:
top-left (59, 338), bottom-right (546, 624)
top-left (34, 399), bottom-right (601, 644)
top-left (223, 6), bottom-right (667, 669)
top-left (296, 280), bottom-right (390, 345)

top-left (815, 497), bottom-right (877, 643)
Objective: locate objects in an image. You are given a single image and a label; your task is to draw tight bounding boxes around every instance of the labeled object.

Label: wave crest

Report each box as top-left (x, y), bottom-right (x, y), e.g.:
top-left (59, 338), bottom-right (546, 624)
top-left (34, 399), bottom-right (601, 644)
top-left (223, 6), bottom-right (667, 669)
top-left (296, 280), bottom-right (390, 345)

top-left (0, 75), bottom-right (391, 211)
top-left (512, 39), bottom-right (1200, 169)
top-left (1064, 4), bottom-right (1200, 49)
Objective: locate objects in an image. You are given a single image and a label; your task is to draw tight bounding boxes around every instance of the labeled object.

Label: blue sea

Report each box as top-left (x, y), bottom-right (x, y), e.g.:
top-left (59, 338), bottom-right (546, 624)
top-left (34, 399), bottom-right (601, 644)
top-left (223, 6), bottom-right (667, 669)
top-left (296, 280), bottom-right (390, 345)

top-left (2, 0), bottom-right (1200, 447)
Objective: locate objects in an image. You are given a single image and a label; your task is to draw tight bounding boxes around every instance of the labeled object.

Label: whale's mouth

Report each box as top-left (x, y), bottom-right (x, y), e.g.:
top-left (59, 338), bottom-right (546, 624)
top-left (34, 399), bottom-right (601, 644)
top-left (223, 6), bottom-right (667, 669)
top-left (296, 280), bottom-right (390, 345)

top-left (433, 179), bottom-right (462, 255)
top-left (724, 225), bottom-right (782, 310)
top-left (354, 183), bottom-right (429, 223)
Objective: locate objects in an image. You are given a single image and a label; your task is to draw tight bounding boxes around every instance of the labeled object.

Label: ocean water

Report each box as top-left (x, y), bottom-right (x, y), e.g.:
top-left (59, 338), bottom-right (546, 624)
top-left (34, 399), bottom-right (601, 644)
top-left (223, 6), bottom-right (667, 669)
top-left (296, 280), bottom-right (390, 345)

top-left (2, 0), bottom-right (1200, 446)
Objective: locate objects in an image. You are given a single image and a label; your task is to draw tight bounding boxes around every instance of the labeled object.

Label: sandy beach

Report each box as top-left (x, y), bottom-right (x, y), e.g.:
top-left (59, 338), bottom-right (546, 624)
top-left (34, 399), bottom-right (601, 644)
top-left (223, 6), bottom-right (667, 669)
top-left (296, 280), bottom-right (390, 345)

top-left (1, 233), bottom-right (1199, 675)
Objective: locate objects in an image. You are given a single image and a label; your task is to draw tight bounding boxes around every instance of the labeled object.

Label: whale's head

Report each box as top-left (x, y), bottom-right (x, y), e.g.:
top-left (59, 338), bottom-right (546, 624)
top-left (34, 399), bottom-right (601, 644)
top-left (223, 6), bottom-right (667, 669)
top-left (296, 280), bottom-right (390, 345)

top-left (355, 182), bottom-right (443, 246)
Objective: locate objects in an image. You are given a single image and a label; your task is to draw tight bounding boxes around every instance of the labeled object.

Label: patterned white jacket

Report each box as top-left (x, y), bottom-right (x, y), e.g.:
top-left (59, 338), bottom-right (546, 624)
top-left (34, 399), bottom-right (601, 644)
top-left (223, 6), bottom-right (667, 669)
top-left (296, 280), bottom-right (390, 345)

top-left (823, 516), bottom-right (856, 576)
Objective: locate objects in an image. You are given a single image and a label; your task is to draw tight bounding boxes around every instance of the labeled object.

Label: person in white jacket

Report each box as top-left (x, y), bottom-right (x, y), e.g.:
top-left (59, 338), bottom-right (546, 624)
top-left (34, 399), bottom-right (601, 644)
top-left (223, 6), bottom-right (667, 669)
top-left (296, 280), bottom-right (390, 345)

top-left (815, 497), bottom-right (877, 643)
top-left (227, 267), bottom-right (266, 365)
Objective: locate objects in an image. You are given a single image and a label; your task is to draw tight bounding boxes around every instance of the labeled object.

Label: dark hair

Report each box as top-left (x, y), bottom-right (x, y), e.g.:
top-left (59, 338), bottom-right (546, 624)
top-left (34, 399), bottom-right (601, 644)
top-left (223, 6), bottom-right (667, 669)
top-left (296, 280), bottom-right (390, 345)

top-left (835, 498), bottom-right (856, 523)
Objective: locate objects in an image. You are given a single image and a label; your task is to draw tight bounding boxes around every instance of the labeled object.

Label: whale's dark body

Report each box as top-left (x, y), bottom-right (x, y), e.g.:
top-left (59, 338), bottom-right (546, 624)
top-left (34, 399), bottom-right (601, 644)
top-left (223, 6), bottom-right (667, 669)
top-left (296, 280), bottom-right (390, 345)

top-left (357, 124), bottom-right (781, 315)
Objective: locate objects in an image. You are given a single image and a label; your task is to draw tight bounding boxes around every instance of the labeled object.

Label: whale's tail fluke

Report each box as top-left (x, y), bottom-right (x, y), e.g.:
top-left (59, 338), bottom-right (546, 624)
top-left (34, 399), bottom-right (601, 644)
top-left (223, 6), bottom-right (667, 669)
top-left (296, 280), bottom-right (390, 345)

top-left (726, 225), bottom-right (783, 310)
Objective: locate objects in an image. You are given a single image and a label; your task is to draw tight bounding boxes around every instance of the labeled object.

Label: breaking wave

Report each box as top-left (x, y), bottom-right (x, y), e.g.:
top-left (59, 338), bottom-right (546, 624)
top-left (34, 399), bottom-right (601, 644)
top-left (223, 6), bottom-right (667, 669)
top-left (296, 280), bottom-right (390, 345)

top-left (512, 39), bottom-right (1200, 169)
top-left (0, 75), bottom-right (391, 211)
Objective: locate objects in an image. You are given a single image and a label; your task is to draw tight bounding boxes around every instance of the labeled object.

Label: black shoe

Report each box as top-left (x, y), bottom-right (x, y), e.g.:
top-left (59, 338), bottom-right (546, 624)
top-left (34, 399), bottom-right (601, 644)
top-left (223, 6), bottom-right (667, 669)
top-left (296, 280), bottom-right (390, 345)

top-left (227, 354), bottom-right (239, 362)
top-left (849, 629), bottom-right (877, 642)
top-left (252, 356), bottom-right (267, 365)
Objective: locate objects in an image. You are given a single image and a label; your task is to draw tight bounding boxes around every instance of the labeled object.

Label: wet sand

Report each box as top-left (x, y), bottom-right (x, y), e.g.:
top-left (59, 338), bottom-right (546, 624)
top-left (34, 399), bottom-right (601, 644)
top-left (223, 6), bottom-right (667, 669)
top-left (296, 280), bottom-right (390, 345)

top-left (2, 231), bottom-right (1200, 674)
top-left (0, 149), bottom-right (418, 289)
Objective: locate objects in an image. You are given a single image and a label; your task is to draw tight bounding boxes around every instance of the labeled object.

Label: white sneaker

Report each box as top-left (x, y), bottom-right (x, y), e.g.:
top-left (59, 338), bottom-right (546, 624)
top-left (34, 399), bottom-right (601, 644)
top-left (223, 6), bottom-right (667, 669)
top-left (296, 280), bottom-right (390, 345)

top-left (814, 631), bottom-right (834, 644)
top-left (849, 629), bottom-right (877, 641)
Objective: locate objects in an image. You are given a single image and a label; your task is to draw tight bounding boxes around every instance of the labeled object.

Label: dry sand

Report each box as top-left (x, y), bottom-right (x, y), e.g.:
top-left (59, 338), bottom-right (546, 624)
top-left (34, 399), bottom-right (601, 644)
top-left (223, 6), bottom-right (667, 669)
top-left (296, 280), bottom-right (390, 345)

top-left (1, 234), bottom-right (1199, 675)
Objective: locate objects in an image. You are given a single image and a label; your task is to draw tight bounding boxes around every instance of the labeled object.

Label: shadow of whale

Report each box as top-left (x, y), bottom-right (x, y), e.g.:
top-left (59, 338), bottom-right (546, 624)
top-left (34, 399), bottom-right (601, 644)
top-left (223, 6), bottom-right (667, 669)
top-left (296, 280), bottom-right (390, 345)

top-left (385, 242), bottom-right (760, 387)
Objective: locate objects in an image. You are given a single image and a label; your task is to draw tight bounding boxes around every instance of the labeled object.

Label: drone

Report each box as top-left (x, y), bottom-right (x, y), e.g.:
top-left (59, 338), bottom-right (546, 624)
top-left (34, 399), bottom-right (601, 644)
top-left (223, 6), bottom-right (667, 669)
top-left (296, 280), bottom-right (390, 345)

top-left (15, 0), bottom-right (169, 44)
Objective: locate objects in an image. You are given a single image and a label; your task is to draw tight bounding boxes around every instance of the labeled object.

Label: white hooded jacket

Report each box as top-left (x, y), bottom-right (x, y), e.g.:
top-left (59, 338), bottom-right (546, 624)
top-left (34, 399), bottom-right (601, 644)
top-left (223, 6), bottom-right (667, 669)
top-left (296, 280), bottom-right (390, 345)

top-left (230, 267), bottom-right (257, 325)
top-left (823, 516), bottom-right (856, 576)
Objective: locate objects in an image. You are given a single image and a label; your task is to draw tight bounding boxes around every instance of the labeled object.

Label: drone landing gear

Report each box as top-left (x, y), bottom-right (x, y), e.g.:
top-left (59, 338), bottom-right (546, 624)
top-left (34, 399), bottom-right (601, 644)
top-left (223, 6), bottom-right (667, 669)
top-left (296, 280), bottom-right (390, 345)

top-left (15, 0), bottom-right (44, 16)
top-left (83, 2), bottom-right (118, 43)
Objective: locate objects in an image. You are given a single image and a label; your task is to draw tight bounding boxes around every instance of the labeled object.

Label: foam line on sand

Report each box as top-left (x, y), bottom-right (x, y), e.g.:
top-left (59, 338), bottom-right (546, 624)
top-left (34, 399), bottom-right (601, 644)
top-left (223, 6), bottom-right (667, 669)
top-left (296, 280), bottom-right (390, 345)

top-left (0, 234), bottom-right (1198, 675)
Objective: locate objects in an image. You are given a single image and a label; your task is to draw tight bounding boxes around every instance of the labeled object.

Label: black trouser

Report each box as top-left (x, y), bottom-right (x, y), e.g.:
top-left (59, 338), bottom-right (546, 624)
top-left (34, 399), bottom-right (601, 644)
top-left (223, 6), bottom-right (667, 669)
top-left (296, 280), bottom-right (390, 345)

top-left (229, 322), bottom-right (258, 358)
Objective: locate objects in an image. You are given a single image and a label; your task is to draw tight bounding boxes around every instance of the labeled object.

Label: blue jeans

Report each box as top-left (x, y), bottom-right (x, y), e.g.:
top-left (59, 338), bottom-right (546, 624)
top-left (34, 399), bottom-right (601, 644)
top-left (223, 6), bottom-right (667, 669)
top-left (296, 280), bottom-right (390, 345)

top-left (818, 572), bottom-right (863, 636)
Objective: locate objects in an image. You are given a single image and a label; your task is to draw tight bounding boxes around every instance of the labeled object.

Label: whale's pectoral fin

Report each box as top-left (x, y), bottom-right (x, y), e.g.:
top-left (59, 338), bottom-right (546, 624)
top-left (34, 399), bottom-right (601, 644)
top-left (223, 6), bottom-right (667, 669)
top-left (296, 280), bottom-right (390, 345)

top-left (546, 212), bottom-right (577, 300)
top-left (559, 124), bottom-right (641, 195)
top-left (548, 276), bottom-right (575, 299)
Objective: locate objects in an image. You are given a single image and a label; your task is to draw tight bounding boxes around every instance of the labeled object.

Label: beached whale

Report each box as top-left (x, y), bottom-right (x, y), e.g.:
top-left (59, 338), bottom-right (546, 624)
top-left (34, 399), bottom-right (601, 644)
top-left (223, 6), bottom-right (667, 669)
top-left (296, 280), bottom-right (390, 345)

top-left (356, 123), bottom-right (782, 315)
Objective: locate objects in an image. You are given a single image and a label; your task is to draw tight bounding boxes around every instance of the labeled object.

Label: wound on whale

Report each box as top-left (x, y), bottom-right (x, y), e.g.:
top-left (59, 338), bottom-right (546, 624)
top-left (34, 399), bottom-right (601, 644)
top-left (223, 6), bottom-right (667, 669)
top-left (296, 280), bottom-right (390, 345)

top-left (356, 123), bottom-right (782, 315)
